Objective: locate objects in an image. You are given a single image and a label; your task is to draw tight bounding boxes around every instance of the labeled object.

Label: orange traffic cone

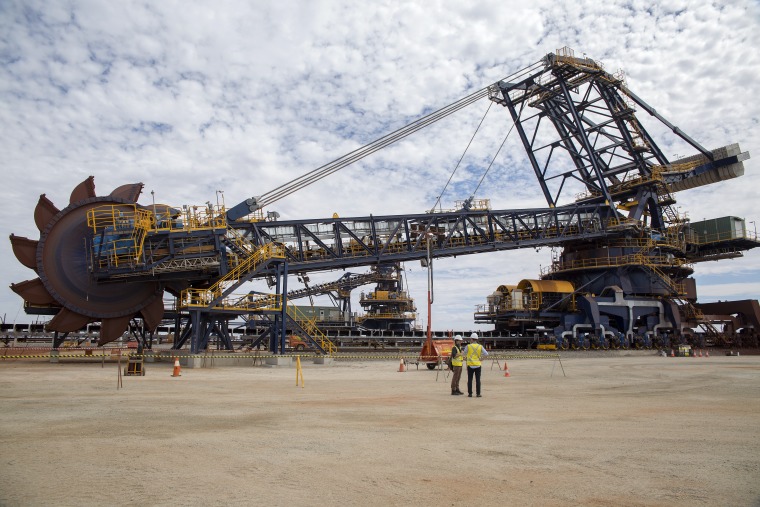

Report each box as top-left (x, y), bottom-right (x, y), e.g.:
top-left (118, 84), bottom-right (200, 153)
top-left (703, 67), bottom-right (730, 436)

top-left (503, 361), bottom-right (511, 377)
top-left (171, 357), bottom-right (181, 377)
top-left (699, 349), bottom-right (703, 357)
top-left (705, 349), bottom-right (710, 358)
top-left (670, 349), bottom-right (675, 357)
top-left (398, 358), bottom-right (406, 372)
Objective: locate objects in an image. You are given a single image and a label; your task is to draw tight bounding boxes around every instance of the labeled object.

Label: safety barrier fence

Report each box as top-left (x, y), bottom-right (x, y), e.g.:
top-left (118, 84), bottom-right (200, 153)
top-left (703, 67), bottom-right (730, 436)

top-left (0, 347), bottom-right (130, 354)
top-left (0, 351), bottom-right (561, 361)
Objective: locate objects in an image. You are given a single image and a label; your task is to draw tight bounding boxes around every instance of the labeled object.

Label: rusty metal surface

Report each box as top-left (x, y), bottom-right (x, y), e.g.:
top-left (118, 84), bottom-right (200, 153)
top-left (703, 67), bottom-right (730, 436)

top-left (140, 296), bottom-right (165, 331)
top-left (68, 176), bottom-right (96, 204)
top-left (11, 177), bottom-right (163, 338)
top-left (33, 194), bottom-right (59, 233)
top-left (47, 307), bottom-right (91, 333)
top-left (9, 234), bottom-right (38, 270)
top-left (10, 278), bottom-right (56, 305)
top-left (109, 182), bottom-right (144, 203)
top-left (98, 315), bottom-right (133, 345)
top-left (696, 299), bottom-right (760, 328)
top-left (37, 197), bottom-right (161, 318)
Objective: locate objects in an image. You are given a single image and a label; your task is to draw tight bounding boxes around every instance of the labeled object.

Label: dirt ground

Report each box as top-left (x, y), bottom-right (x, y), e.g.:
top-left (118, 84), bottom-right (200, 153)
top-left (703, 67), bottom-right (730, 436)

top-left (0, 352), bottom-right (759, 507)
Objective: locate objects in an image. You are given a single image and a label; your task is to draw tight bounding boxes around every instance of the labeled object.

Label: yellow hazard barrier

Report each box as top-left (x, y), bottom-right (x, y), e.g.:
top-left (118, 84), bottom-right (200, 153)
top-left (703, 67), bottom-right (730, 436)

top-left (0, 352), bottom-right (562, 361)
top-left (295, 355), bottom-right (304, 388)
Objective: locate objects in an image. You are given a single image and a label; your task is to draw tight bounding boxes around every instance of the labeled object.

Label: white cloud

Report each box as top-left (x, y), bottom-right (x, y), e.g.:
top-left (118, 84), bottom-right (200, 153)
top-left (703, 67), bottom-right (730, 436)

top-left (696, 282), bottom-right (760, 302)
top-left (2, 0), bottom-right (760, 331)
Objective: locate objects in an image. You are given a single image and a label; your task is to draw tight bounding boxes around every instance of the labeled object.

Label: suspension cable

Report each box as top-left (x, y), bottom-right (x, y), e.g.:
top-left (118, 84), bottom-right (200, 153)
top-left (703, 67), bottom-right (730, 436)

top-left (469, 81), bottom-right (541, 204)
top-left (470, 122), bottom-right (515, 200)
top-left (247, 59), bottom-right (546, 211)
top-left (430, 100), bottom-right (493, 212)
top-left (435, 61), bottom-right (550, 211)
top-left (257, 89), bottom-right (489, 208)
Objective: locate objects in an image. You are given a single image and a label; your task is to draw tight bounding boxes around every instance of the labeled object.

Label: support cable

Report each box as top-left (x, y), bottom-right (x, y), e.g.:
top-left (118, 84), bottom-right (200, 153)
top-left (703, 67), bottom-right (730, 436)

top-left (248, 60), bottom-right (546, 210)
top-left (430, 100), bottom-right (493, 212)
top-left (469, 122), bottom-right (515, 200)
top-left (468, 83), bottom-right (538, 203)
top-left (257, 90), bottom-right (489, 208)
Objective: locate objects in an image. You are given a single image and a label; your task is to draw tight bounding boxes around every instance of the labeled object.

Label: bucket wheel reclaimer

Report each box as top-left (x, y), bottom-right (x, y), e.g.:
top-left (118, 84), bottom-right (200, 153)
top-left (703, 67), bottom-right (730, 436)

top-left (9, 176), bottom-right (164, 345)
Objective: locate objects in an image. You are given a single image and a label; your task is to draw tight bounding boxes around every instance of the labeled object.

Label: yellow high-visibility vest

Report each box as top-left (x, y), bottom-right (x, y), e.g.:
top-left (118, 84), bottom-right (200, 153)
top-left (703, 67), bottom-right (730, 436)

top-left (466, 343), bottom-right (484, 366)
top-left (451, 345), bottom-right (463, 367)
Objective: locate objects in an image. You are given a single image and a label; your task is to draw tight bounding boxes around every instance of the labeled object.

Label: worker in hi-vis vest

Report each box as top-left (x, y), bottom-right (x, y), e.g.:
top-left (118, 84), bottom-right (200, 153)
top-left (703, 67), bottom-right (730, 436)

top-left (463, 332), bottom-right (489, 397)
top-left (450, 335), bottom-right (464, 395)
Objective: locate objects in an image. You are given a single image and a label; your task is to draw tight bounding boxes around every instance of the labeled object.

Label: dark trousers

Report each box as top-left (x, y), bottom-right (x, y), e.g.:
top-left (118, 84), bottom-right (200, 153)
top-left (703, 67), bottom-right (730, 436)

top-left (451, 365), bottom-right (462, 392)
top-left (467, 366), bottom-right (482, 395)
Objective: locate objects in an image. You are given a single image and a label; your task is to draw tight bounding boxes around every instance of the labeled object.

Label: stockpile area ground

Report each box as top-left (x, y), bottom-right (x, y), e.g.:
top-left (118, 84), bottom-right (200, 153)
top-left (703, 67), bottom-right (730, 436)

top-left (1, 353), bottom-right (759, 506)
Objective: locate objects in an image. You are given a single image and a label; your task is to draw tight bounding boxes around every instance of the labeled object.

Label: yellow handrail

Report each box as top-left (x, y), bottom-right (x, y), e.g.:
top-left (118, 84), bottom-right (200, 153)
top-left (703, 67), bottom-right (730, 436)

top-left (357, 312), bottom-right (418, 320)
top-left (178, 243), bottom-right (286, 308)
top-left (87, 204), bottom-right (154, 267)
top-left (287, 304), bottom-right (337, 355)
top-left (209, 242), bottom-right (286, 295)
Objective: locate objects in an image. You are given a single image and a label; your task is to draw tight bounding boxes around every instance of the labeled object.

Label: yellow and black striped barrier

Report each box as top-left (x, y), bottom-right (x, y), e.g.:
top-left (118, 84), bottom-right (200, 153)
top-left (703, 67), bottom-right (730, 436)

top-left (0, 352), bottom-right (561, 361)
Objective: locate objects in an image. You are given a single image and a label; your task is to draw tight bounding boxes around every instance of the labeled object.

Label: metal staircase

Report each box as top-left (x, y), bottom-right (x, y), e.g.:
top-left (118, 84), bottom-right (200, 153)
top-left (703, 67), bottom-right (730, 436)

top-left (286, 304), bottom-right (337, 355)
top-left (179, 242), bottom-right (286, 308)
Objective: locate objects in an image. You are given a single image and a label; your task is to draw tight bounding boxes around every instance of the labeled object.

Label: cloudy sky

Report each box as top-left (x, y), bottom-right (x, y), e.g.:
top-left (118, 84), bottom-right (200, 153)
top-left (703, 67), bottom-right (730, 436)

top-left (2, 0), bottom-right (759, 331)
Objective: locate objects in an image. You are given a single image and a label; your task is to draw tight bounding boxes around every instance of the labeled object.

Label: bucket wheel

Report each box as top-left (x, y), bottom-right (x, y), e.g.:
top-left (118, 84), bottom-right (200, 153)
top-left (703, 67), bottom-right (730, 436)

top-left (9, 176), bottom-right (164, 345)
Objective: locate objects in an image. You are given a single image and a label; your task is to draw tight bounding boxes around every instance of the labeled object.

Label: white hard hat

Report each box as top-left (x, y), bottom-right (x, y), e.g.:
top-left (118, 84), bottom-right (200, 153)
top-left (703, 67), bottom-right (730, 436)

top-left (454, 335), bottom-right (463, 341)
top-left (470, 332), bottom-right (479, 340)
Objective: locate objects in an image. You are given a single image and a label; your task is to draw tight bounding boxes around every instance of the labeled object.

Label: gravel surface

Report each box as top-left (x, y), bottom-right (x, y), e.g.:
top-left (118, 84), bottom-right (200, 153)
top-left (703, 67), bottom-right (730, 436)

top-left (1, 354), bottom-right (758, 506)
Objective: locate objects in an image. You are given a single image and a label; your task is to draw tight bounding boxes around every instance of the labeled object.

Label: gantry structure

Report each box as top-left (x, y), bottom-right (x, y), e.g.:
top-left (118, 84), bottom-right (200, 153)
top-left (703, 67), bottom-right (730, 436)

top-left (10, 48), bottom-right (756, 352)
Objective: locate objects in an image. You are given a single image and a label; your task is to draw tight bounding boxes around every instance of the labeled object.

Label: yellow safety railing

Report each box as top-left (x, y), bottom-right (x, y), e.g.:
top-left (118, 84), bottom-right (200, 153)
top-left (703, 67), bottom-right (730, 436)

top-left (644, 263), bottom-right (686, 296)
top-left (475, 292), bottom-right (576, 314)
top-left (88, 203), bottom-right (234, 268)
top-left (576, 157), bottom-right (711, 203)
top-left (357, 312), bottom-right (418, 321)
top-left (554, 46), bottom-right (605, 73)
top-left (576, 167), bottom-right (666, 202)
top-left (603, 235), bottom-right (685, 251)
top-left (687, 229), bottom-right (754, 246)
top-left (287, 304), bottom-right (337, 355)
top-left (359, 292), bottom-right (414, 303)
top-left (87, 204), bottom-right (154, 267)
top-left (679, 301), bottom-right (704, 320)
top-left (178, 243), bottom-right (286, 308)
top-left (474, 304), bottom-right (496, 317)
top-left (429, 199), bottom-right (492, 213)
top-left (542, 253), bottom-right (691, 277)
top-left (149, 204), bottom-right (227, 233)
top-left (181, 290), bottom-right (278, 311)
top-left (231, 209), bottom-right (266, 223)
top-left (179, 290), bottom-right (282, 312)
top-left (225, 227), bottom-right (256, 255)
top-left (209, 242), bottom-right (286, 295)
top-left (522, 294), bottom-right (542, 311)
top-left (651, 158), bottom-right (706, 175)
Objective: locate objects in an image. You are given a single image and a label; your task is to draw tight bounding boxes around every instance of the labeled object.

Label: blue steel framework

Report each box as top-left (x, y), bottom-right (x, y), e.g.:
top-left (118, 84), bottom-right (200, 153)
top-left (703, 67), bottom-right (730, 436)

top-left (99, 203), bottom-right (618, 353)
top-left (479, 50), bottom-right (755, 348)
top-left (10, 50), bottom-right (757, 352)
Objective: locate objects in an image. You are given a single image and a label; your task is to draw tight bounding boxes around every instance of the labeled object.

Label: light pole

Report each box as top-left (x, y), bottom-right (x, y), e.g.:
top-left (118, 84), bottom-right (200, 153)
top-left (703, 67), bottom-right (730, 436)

top-left (750, 221), bottom-right (756, 239)
top-left (150, 190), bottom-right (156, 228)
top-left (425, 233), bottom-right (434, 345)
